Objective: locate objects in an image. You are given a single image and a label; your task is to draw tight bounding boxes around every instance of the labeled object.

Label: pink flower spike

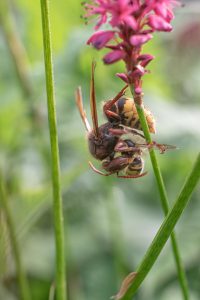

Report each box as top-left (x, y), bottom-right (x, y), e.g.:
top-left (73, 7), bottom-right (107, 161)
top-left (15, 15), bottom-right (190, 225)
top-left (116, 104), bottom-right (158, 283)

top-left (148, 15), bottom-right (173, 32)
top-left (130, 34), bottom-right (153, 47)
top-left (87, 30), bottom-right (115, 49)
top-left (103, 50), bottom-right (125, 64)
top-left (116, 73), bottom-right (129, 83)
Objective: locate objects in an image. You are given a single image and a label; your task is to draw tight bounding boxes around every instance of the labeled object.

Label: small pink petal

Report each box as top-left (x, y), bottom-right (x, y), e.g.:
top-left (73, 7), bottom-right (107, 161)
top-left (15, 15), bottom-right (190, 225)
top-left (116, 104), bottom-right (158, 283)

top-left (148, 15), bottom-right (172, 32)
top-left (137, 54), bottom-right (155, 67)
top-left (130, 34), bottom-right (153, 47)
top-left (116, 73), bottom-right (129, 83)
top-left (165, 9), bottom-right (174, 22)
top-left (103, 50), bottom-right (125, 64)
top-left (154, 3), bottom-right (168, 19)
top-left (155, 4), bottom-right (175, 22)
top-left (87, 30), bottom-right (115, 49)
top-left (123, 15), bottom-right (138, 30)
top-left (94, 14), bottom-right (107, 30)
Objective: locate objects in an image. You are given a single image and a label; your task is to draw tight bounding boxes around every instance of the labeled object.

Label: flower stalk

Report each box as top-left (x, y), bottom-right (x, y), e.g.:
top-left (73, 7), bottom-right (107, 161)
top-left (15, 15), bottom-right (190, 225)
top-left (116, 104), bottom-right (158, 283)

top-left (0, 173), bottom-right (31, 300)
top-left (120, 152), bottom-right (200, 300)
top-left (40, 1), bottom-right (66, 300)
top-left (130, 88), bottom-right (189, 300)
top-left (0, 0), bottom-right (39, 125)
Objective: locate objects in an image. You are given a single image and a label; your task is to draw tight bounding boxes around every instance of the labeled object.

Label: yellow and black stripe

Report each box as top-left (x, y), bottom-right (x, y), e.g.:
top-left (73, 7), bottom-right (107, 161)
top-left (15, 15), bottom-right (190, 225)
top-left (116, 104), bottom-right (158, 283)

top-left (126, 156), bottom-right (144, 175)
top-left (107, 97), bottom-right (156, 133)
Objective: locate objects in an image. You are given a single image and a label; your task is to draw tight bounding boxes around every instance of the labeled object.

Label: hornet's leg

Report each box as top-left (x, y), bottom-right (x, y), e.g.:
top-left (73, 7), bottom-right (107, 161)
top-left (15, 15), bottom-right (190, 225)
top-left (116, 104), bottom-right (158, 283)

top-left (103, 85), bottom-right (128, 120)
top-left (110, 127), bottom-right (176, 154)
top-left (147, 141), bottom-right (177, 154)
top-left (104, 110), bottom-right (121, 120)
top-left (109, 127), bottom-right (145, 139)
top-left (89, 161), bottom-right (113, 176)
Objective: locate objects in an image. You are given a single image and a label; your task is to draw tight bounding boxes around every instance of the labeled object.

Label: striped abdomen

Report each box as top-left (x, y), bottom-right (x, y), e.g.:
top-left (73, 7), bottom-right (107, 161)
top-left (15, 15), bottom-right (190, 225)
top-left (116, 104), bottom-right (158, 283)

top-left (108, 97), bottom-right (156, 134)
top-left (126, 156), bottom-right (144, 176)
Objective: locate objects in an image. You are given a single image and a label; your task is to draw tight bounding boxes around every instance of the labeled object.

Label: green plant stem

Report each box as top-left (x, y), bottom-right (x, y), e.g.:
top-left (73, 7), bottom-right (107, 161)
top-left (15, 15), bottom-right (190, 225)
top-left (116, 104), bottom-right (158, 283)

top-left (40, 1), bottom-right (66, 300)
top-left (0, 0), bottom-right (52, 175)
top-left (120, 152), bottom-right (200, 300)
top-left (0, 0), bottom-right (33, 100)
top-left (130, 87), bottom-right (189, 300)
top-left (0, 173), bottom-right (31, 300)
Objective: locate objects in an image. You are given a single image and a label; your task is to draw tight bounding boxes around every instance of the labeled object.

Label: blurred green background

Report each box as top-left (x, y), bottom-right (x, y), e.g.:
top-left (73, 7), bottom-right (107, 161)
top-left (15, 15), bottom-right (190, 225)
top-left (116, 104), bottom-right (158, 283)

top-left (0, 1), bottom-right (200, 300)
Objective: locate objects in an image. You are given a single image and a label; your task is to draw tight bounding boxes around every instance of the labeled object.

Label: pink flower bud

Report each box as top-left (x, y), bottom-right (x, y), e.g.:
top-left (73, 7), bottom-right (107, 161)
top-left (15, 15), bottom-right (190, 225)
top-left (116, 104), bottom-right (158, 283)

top-left (87, 30), bottom-right (115, 49)
top-left (103, 50), bottom-right (125, 64)
top-left (116, 73), bottom-right (129, 83)
top-left (154, 3), bottom-right (168, 20)
top-left (148, 15), bottom-right (172, 32)
top-left (137, 54), bottom-right (155, 67)
top-left (165, 9), bottom-right (174, 22)
top-left (130, 34), bottom-right (153, 47)
top-left (154, 5), bottom-right (174, 22)
top-left (123, 15), bottom-right (138, 31)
